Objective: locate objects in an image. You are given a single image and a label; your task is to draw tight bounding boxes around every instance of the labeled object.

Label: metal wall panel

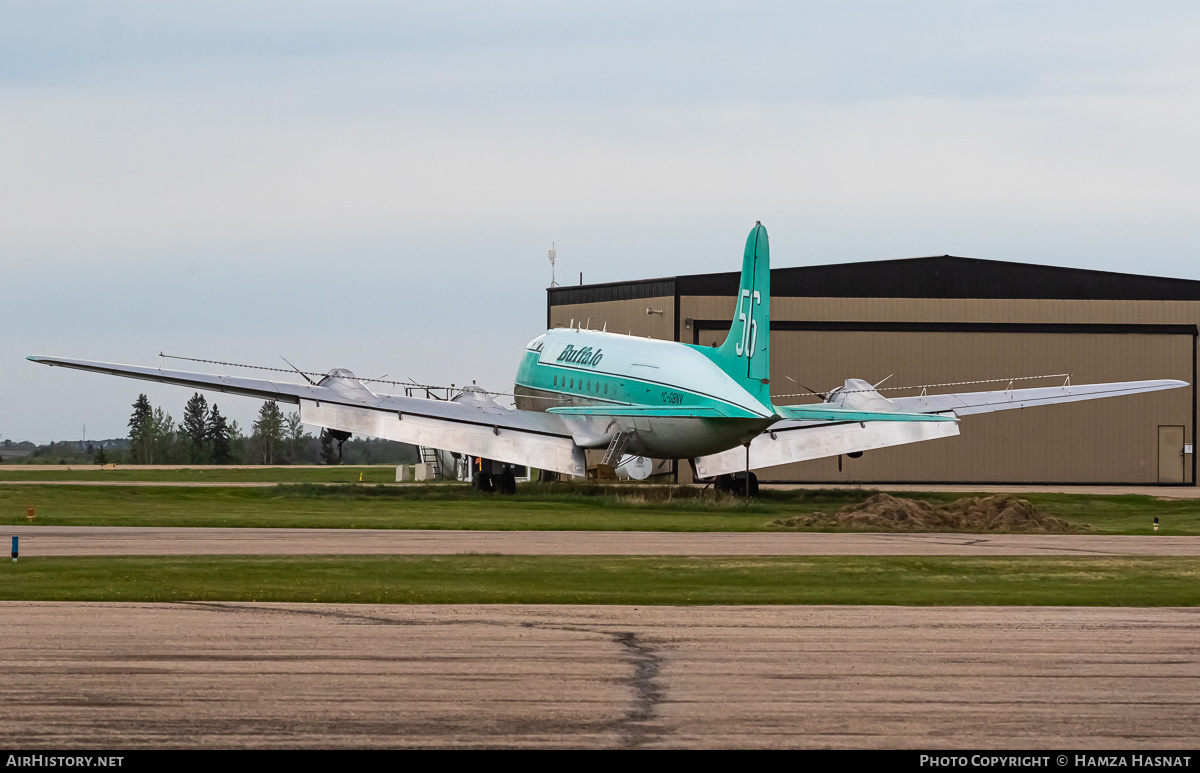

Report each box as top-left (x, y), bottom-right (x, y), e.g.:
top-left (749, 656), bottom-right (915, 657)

top-left (764, 330), bottom-right (1192, 483)
top-left (548, 296), bottom-right (676, 341)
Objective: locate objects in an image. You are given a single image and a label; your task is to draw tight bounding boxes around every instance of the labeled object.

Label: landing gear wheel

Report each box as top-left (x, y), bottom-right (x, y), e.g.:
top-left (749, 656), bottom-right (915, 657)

top-left (715, 472), bottom-right (757, 497)
top-left (743, 472), bottom-right (759, 497)
top-left (498, 471), bottom-right (517, 495)
top-left (472, 472), bottom-right (494, 493)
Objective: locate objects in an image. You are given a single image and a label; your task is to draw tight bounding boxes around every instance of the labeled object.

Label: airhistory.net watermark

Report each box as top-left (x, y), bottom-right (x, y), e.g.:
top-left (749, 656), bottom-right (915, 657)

top-left (6, 757), bottom-right (123, 768)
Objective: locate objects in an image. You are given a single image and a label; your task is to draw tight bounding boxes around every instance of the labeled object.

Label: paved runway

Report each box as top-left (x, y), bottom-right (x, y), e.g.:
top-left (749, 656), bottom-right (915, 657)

top-left (2, 602), bottom-right (1196, 749)
top-left (8, 525), bottom-right (1200, 556)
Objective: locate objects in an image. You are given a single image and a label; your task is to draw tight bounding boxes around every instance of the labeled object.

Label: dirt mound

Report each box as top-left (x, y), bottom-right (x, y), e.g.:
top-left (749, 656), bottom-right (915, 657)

top-left (772, 493), bottom-right (1080, 532)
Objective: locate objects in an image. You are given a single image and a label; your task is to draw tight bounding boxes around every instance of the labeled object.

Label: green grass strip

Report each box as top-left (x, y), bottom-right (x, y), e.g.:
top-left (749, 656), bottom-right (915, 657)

top-left (0, 466), bottom-right (404, 484)
top-left (2, 555), bottom-right (1198, 606)
top-left (4, 483), bottom-right (1199, 534)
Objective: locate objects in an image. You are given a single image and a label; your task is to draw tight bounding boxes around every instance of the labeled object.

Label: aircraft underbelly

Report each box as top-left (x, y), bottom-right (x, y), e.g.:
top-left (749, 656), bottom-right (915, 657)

top-left (623, 417), bottom-right (771, 458)
top-left (515, 383), bottom-right (770, 457)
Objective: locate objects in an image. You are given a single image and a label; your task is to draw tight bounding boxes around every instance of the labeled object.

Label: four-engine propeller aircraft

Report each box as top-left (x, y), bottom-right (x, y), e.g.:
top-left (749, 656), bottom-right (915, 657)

top-left (29, 222), bottom-right (1187, 492)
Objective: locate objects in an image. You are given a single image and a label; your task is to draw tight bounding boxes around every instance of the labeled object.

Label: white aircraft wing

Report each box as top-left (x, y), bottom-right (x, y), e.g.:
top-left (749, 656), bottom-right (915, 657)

top-left (28, 356), bottom-right (587, 476)
top-left (693, 377), bottom-right (1188, 477)
top-left (887, 379), bottom-right (1187, 415)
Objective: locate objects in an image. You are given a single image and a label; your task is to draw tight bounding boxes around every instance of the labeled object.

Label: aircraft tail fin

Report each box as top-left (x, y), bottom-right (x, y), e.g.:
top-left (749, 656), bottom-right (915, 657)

top-left (709, 222), bottom-right (771, 406)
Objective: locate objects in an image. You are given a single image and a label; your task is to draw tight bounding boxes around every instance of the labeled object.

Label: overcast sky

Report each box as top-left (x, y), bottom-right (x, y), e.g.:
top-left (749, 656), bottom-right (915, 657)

top-left (4, 1), bottom-right (1200, 443)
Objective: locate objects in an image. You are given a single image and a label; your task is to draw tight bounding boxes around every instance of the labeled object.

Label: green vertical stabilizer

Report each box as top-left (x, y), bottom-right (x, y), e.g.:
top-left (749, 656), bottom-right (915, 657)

top-left (702, 222), bottom-right (772, 407)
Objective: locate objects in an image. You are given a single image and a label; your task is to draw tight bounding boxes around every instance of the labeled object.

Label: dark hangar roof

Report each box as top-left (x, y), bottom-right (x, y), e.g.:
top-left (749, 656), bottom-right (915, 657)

top-left (548, 255), bottom-right (1200, 306)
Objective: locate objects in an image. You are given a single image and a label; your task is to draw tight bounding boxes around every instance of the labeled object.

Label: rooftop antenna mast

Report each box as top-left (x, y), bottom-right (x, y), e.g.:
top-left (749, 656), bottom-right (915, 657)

top-left (548, 242), bottom-right (558, 287)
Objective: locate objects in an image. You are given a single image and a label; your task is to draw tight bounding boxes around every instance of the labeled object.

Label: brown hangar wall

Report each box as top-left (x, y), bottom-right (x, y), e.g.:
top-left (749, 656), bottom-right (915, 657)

top-left (547, 263), bottom-right (1200, 486)
top-left (547, 295), bottom-right (675, 341)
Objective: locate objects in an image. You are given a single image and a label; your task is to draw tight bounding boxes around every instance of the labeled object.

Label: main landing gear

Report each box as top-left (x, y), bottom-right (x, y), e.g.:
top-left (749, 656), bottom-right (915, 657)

top-left (470, 457), bottom-right (519, 495)
top-left (714, 472), bottom-right (758, 497)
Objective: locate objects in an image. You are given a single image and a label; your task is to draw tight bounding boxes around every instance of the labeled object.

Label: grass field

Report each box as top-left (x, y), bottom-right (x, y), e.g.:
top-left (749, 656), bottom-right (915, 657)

top-left (3, 482), bottom-right (1199, 534)
top-left (2, 554), bottom-right (1197, 605)
top-left (0, 465), bottom-right (405, 484)
top-left (0, 480), bottom-right (1195, 535)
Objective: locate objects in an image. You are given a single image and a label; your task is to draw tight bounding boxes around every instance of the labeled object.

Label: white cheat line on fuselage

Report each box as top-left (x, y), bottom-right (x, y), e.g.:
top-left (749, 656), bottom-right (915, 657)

top-left (29, 222), bottom-right (1187, 492)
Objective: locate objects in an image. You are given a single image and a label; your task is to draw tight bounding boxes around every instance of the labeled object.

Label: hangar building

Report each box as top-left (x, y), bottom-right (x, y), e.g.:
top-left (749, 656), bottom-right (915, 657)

top-left (547, 256), bottom-right (1200, 486)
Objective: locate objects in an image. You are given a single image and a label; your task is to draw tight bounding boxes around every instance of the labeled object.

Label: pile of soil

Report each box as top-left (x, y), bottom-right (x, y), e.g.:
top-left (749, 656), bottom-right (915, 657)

top-left (772, 493), bottom-right (1080, 532)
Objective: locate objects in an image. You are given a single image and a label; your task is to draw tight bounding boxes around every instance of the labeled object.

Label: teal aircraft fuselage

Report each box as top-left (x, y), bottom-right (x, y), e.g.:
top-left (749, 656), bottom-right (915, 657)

top-left (513, 328), bottom-right (777, 458)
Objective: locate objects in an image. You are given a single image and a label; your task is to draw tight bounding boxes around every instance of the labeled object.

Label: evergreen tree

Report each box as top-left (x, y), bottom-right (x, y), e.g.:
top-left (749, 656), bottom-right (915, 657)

top-left (227, 420), bottom-right (245, 464)
top-left (128, 394), bottom-right (153, 463)
top-left (284, 411), bottom-right (308, 464)
top-left (182, 393), bottom-right (210, 463)
top-left (252, 401), bottom-right (285, 464)
top-left (148, 407), bottom-right (176, 464)
top-left (207, 404), bottom-right (232, 465)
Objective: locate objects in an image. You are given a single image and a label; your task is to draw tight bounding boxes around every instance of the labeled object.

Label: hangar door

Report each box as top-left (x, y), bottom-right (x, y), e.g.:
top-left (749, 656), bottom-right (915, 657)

top-left (1159, 426), bottom-right (1186, 483)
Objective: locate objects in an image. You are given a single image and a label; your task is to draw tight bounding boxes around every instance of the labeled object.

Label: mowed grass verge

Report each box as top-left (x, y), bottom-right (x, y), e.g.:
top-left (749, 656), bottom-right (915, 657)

top-left (2, 555), bottom-right (1198, 605)
top-left (4, 483), bottom-right (1200, 534)
top-left (0, 466), bottom-right (405, 484)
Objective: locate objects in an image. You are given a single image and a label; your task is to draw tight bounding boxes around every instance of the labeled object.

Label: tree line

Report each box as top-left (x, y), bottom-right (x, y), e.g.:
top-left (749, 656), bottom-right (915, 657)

top-left (116, 393), bottom-right (417, 465)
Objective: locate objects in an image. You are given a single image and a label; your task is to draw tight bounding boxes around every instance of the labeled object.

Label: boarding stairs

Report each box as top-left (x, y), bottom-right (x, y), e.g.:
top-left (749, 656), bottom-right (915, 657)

top-left (419, 446), bottom-right (442, 480)
top-left (593, 432), bottom-right (631, 479)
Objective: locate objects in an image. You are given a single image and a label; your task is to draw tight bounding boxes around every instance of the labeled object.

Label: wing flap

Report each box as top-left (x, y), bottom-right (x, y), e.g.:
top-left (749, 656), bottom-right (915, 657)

top-left (775, 405), bottom-right (956, 423)
top-left (694, 419), bottom-right (961, 477)
top-left (300, 399), bottom-right (586, 477)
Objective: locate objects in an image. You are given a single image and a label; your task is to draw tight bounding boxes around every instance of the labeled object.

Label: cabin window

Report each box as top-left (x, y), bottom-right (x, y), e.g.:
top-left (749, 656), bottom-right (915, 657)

top-left (570, 378), bottom-right (574, 389)
top-left (604, 383), bottom-right (608, 395)
top-left (587, 380), bottom-right (591, 392)
top-left (553, 375), bottom-right (557, 386)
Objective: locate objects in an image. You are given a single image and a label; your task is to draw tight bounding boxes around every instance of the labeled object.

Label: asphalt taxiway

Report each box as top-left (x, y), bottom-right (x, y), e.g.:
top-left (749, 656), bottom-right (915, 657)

top-left (8, 525), bottom-right (1200, 556)
top-left (2, 602), bottom-right (1196, 749)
